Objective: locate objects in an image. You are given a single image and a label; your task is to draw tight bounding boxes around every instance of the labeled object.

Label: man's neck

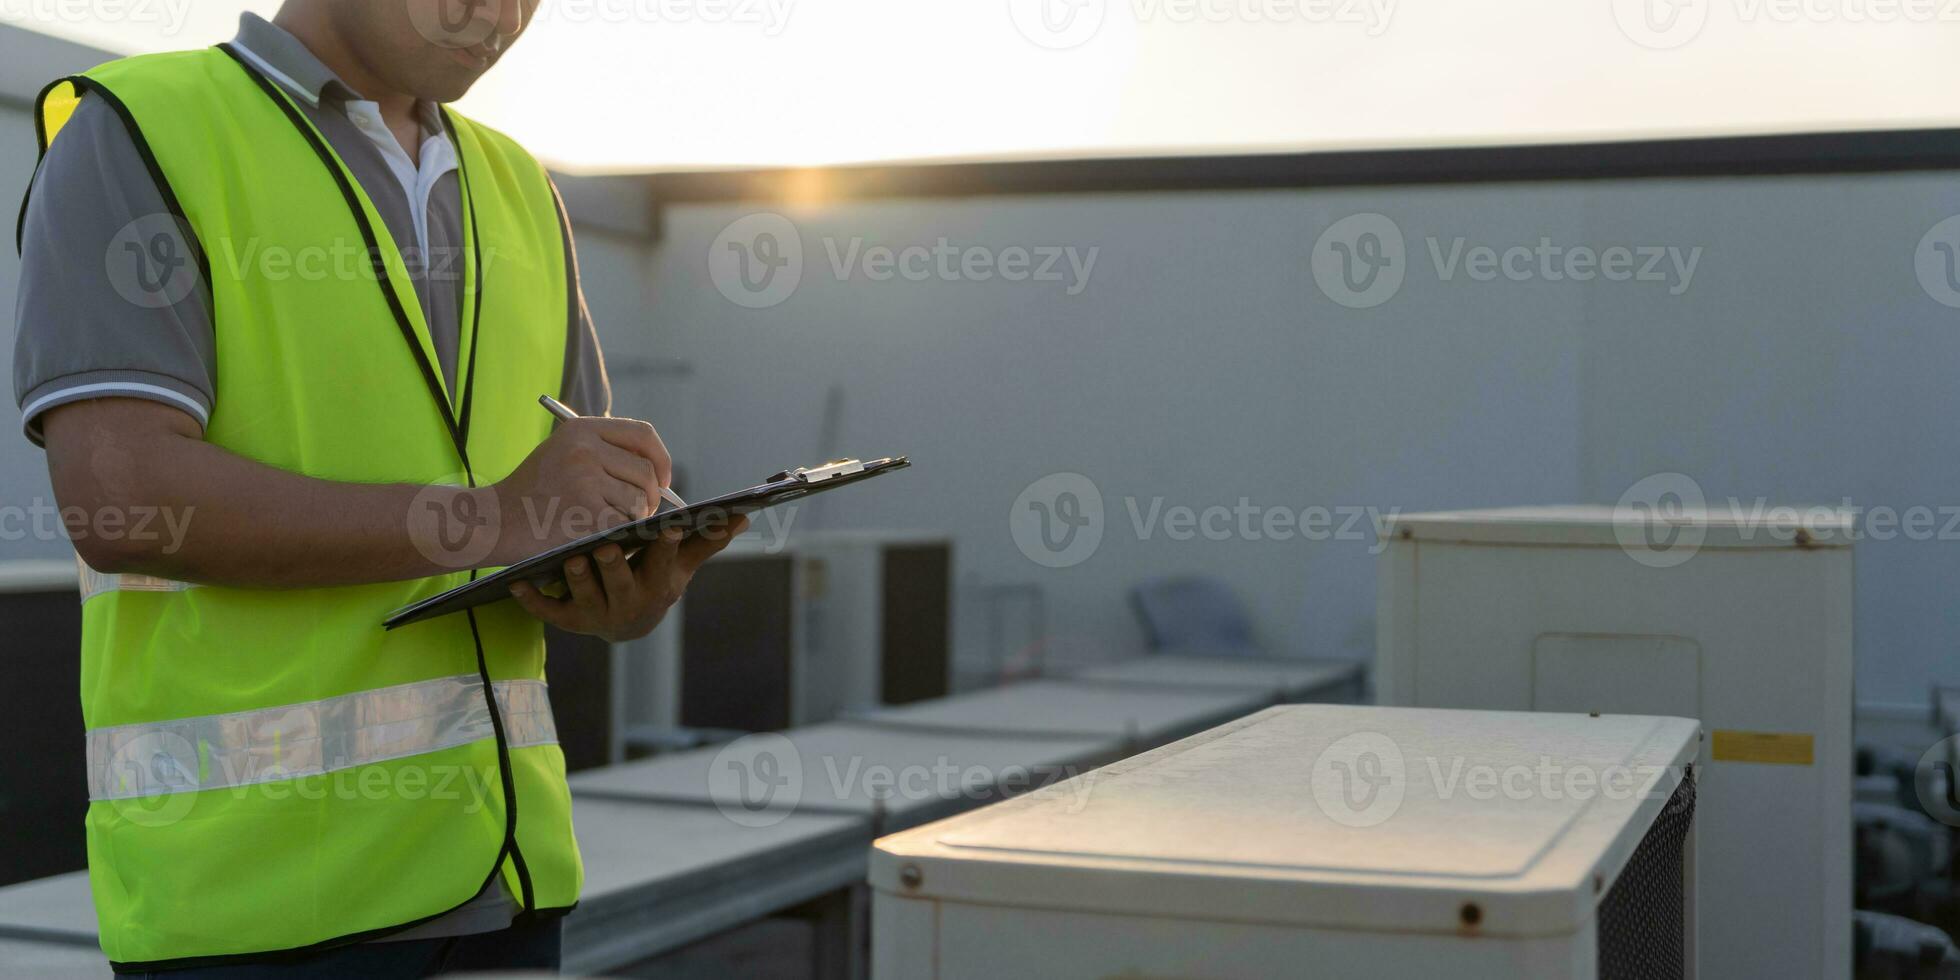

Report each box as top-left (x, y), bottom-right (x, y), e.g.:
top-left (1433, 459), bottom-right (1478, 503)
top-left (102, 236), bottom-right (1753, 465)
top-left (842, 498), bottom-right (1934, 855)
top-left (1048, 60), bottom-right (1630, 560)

top-left (271, 8), bottom-right (425, 163)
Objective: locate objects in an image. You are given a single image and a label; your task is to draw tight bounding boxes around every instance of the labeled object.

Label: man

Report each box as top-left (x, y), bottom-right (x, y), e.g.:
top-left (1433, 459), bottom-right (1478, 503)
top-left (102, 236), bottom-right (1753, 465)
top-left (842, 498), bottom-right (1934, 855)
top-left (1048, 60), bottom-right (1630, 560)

top-left (13, 2), bottom-right (741, 974)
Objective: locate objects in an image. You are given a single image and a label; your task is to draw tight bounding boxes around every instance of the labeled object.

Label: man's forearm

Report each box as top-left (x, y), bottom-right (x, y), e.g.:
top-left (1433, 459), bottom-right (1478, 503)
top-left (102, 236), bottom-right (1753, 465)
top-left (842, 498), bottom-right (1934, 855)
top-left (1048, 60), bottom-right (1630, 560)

top-left (108, 436), bottom-right (482, 589)
top-left (44, 399), bottom-right (493, 589)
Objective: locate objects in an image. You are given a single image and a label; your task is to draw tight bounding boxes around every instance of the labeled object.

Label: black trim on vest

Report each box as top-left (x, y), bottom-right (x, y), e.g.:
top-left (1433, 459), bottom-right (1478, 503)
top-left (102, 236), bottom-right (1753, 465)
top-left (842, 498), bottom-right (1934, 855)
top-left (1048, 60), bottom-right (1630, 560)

top-left (106, 902), bottom-right (583, 974)
top-left (217, 45), bottom-right (469, 453)
top-left (442, 107), bottom-right (488, 447)
top-left (467, 596), bottom-right (537, 911)
top-left (433, 101), bottom-right (523, 909)
top-left (436, 105), bottom-right (530, 910)
top-left (16, 75), bottom-right (213, 306)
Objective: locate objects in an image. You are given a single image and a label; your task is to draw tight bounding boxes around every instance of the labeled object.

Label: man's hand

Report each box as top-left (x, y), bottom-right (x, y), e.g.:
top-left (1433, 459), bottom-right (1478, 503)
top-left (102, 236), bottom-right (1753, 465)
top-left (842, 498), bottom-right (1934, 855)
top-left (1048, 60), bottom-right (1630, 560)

top-left (508, 516), bottom-right (748, 642)
top-left (482, 416), bottom-right (672, 566)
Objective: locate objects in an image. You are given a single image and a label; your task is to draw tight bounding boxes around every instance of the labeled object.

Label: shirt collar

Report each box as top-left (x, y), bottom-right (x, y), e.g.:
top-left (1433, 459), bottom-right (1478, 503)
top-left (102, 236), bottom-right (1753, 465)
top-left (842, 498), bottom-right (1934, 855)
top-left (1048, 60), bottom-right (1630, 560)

top-left (230, 13), bottom-right (446, 137)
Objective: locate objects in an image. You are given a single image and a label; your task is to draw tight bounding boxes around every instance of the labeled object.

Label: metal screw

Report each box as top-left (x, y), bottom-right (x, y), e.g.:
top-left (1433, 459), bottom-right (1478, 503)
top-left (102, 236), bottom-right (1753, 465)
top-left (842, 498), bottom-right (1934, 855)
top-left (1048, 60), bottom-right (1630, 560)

top-left (1459, 902), bottom-right (1482, 928)
top-left (899, 864), bottom-right (923, 890)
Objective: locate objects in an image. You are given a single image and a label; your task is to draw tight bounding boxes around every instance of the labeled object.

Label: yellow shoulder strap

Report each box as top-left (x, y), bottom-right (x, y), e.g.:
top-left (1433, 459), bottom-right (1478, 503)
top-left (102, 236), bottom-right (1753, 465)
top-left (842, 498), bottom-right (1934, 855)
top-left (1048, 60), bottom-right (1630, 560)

top-left (37, 79), bottom-right (83, 151)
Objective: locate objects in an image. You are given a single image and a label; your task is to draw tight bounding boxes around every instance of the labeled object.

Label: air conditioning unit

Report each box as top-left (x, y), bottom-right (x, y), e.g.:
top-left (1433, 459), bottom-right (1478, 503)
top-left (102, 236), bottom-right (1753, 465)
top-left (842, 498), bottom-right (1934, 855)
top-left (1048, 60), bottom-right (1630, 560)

top-left (1377, 505), bottom-right (1853, 980)
top-left (623, 531), bottom-right (953, 739)
top-left (871, 704), bottom-right (1699, 980)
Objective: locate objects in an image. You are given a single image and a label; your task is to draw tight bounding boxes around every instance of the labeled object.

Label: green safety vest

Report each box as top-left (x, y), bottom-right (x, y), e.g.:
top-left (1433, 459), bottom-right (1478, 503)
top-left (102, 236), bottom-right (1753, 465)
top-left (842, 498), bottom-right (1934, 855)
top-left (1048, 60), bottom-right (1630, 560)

top-left (32, 44), bottom-right (582, 970)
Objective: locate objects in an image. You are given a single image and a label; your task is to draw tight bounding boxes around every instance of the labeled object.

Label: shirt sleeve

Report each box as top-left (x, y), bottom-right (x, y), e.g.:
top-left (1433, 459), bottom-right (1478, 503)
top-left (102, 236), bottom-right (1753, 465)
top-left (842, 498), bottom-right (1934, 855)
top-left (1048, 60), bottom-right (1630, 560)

top-left (549, 178), bottom-right (611, 419)
top-left (13, 94), bottom-right (218, 448)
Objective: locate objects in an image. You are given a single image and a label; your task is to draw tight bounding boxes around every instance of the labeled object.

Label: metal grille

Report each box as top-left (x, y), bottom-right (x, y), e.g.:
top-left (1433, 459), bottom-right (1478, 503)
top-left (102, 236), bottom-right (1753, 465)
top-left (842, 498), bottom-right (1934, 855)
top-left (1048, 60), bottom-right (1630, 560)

top-left (1598, 770), bottom-right (1696, 980)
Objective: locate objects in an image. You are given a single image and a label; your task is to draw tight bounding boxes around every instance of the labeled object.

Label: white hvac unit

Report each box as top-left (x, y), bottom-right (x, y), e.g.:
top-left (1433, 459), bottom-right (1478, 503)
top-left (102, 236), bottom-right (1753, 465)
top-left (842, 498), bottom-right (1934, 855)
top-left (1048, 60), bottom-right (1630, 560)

top-left (872, 704), bottom-right (1700, 980)
top-left (1377, 505), bottom-right (1853, 980)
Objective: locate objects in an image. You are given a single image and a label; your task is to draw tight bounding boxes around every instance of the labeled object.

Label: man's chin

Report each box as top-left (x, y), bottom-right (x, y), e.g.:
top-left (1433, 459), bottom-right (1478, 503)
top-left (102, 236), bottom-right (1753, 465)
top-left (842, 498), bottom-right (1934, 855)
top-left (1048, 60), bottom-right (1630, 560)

top-left (415, 71), bottom-right (484, 106)
top-left (400, 53), bottom-right (497, 104)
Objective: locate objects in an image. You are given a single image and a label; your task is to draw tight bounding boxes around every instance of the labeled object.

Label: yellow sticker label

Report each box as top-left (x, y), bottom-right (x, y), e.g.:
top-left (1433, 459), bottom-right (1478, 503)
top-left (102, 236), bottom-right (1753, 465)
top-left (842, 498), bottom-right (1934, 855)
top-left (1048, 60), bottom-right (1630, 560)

top-left (1711, 730), bottom-right (1814, 766)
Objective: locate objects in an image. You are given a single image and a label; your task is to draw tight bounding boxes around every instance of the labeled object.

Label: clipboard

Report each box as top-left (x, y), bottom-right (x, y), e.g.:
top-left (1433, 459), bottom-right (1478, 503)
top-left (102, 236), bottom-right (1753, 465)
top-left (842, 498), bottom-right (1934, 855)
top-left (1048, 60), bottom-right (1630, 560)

top-left (383, 456), bottom-right (910, 630)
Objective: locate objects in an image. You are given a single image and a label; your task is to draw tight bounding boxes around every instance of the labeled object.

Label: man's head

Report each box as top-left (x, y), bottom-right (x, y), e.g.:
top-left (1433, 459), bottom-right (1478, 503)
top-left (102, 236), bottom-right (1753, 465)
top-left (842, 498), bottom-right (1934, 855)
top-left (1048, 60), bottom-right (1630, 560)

top-left (307, 0), bottom-right (539, 103)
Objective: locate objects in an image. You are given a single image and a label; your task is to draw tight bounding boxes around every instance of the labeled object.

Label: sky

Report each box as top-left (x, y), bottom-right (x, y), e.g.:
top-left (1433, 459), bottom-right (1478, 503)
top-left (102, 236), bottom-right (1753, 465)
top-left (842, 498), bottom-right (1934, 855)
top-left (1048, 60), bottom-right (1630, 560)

top-left (8, 0), bottom-right (1960, 173)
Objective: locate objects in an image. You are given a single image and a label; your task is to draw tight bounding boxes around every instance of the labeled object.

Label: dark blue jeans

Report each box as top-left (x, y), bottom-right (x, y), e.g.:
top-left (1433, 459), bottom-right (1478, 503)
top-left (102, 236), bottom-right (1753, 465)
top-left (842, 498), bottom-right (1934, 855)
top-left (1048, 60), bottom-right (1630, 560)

top-left (128, 915), bottom-right (561, 979)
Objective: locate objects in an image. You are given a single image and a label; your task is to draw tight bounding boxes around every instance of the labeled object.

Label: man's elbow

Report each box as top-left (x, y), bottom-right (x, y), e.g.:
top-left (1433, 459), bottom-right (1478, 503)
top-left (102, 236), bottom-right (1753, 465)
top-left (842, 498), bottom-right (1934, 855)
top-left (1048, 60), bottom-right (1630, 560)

top-left (41, 399), bottom-right (202, 576)
top-left (71, 536), bottom-right (139, 575)
top-left (57, 471), bottom-right (200, 576)
top-left (67, 507), bottom-right (189, 576)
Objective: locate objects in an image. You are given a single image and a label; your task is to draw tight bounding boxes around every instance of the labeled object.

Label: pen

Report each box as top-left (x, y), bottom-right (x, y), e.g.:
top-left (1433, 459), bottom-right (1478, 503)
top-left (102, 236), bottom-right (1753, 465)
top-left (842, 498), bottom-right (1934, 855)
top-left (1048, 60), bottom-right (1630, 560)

top-left (538, 394), bottom-right (688, 511)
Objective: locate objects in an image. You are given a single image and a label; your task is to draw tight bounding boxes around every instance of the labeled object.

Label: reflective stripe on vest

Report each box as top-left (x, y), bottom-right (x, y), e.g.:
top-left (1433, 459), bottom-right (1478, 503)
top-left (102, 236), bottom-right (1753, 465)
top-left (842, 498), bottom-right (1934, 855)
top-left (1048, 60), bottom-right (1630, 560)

top-left (86, 675), bottom-right (557, 802)
top-left (76, 554), bottom-right (193, 604)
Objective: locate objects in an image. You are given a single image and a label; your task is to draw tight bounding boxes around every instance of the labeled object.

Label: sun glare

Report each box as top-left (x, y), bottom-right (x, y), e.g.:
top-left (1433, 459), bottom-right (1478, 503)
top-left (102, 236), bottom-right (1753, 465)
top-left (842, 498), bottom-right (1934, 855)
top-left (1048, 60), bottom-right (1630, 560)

top-left (6, 0), bottom-right (1958, 173)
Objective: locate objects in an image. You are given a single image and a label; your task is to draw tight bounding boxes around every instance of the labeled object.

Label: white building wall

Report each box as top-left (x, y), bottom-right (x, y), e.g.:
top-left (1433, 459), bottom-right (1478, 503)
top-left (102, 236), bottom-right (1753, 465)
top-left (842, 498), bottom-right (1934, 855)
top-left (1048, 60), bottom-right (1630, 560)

top-left (0, 24), bottom-right (1954, 704)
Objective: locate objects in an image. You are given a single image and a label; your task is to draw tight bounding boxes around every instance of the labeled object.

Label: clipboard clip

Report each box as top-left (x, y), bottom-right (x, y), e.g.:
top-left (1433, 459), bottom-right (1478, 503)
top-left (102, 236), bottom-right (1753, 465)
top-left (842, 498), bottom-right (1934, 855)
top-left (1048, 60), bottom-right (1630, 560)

top-left (772, 458), bottom-right (867, 484)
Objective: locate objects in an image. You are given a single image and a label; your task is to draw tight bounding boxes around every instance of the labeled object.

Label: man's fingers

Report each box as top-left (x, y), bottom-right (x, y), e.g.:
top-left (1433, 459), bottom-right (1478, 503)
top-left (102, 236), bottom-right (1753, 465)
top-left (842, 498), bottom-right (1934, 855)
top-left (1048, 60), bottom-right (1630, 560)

top-left (588, 418), bottom-right (673, 491)
top-left (510, 581), bottom-right (578, 631)
top-left (633, 526), bottom-right (686, 589)
top-left (678, 515), bottom-right (749, 572)
top-left (564, 556), bottom-right (606, 613)
top-left (594, 544), bottom-right (637, 603)
top-left (595, 444), bottom-right (659, 509)
top-left (598, 483), bottom-right (650, 525)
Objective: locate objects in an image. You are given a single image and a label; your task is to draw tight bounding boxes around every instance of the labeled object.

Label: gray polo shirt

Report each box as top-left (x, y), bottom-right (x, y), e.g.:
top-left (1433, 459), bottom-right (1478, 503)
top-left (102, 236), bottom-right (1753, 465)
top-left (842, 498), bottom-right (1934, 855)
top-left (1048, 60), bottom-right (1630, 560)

top-left (13, 13), bottom-right (606, 942)
top-left (14, 12), bottom-right (609, 446)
